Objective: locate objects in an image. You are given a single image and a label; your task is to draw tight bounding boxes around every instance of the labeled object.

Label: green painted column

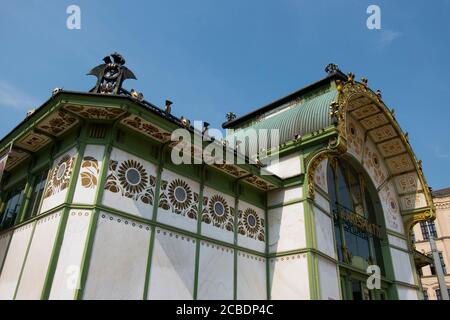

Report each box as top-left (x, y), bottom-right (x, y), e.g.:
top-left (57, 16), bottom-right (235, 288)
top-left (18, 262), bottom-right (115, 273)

top-left (142, 142), bottom-right (168, 300)
top-left (74, 128), bottom-right (116, 300)
top-left (41, 139), bottom-right (87, 299)
top-left (193, 164), bottom-right (206, 300)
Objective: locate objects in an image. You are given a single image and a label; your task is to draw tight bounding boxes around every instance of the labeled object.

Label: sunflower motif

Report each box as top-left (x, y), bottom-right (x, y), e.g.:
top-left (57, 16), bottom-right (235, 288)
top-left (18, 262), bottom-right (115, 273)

top-left (242, 208), bottom-right (260, 236)
top-left (44, 155), bottom-right (74, 198)
top-left (208, 194), bottom-right (229, 225)
top-left (168, 179), bottom-right (193, 211)
top-left (117, 160), bottom-right (149, 195)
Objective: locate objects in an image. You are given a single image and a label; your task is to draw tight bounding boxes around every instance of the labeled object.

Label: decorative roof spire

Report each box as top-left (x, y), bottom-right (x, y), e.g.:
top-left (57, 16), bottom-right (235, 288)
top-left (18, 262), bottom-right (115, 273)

top-left (87, 52), bottom-right (136, 95)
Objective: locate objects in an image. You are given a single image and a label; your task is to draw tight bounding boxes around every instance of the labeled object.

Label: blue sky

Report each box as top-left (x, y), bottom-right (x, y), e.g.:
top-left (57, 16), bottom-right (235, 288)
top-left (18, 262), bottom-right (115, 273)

top-left (0, 0), bottom-right (449, 190)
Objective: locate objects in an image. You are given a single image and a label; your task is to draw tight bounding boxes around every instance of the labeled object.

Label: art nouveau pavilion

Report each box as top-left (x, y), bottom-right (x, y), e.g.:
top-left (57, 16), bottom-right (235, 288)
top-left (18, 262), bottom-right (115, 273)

top-left (0, 55), bottom-right (434, 299)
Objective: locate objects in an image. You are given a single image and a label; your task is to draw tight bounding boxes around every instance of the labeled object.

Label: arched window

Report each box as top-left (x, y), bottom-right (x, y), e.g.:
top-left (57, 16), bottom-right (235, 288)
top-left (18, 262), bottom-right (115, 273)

top-left (327, 157), bottom-right (386, 275)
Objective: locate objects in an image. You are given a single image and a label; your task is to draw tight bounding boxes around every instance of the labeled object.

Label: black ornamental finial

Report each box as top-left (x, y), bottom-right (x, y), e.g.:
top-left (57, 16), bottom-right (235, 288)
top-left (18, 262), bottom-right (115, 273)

top-left (87, 52), bottom-right (136, 95)
top-left (325, 63), bottom-right (340, 75)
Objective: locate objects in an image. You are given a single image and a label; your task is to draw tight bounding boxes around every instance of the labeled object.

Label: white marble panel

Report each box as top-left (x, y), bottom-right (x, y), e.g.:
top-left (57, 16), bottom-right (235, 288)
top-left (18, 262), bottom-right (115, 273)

top-left (0, 231), bottom-right (12, 270)
top-left (237, 252), bottom-right (266, 300)
top-left (314, 158), bottom-right (328, 193)
top-left (379, 182), bottom-right (404, 234)
top-left (0, 223), bottom-right (33, 299)
top-left (49, 210), bottom-right (91, 300)
top-left (269, 253), bottom-right (309, 299)
top-left (15, 212), bottom-right (62, 299)
top-left (201, 186), bottom-right (234, 244)
top-left (73, 145), bottom-right (105, 205)
top-left (318, 257), bottom-right (340, 300)
top-left (314, 208), bottom-right (336, 259)
top-left (102, 147), bottom-right (157, 220)
top-left (40, 148), bottom-right (77, 213)
top-left (157, 169), bottom-right (200, 233)
top-left (267, 186), bottom-right (303, 207)
top-left (197, 241), bottom-right (234, 300)
top-left (314, 192), bottom-right (330, 213)
top-left (83, 212), bottom-right (151, 299)
top-left (238, 200), bottom-right (265, 253)
top-left (390, 248), bottom-right (415, 285)
top-left (265, 153), bottom-right (301, 179)
top-left (148, 228), bottom-right (196, 300)
top-left (268, 203), bottom-right (306, 253)
top-left (388, 234), bottom-right (408, 251)
top-left (397, 286), bottom-right (419, 300)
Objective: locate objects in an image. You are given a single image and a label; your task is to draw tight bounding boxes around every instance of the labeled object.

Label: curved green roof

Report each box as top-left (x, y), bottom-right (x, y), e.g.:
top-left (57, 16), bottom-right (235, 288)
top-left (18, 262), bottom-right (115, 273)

top-left (228, 88), bottom-right (337, 151)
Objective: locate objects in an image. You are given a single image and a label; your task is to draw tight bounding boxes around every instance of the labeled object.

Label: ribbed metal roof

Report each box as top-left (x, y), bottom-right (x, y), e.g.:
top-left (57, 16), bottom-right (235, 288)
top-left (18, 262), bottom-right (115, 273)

top-left (227, 88), bottom-right (337, 152)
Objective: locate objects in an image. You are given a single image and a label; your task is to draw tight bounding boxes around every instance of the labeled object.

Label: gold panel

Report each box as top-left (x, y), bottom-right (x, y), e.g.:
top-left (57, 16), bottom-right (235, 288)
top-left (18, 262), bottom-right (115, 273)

top-left (121, 115), bottom-right (172, 142)
top-left (37, 111), bottom-right (79, 136)
top-left (5, 149), bottom-right (30, 170)
top-left (386, 153), bottom-right (415, 175)
top-left (394, 172), bottom-right (423, 194)
top-left (15, 132), bottom-right (51, 152)
top-left (351, 104), bottom-right (379, 119)
top-left (64, 105), bottom-right (126, 120)
top-left (360, 113), bottom-right (389, 130)
top-left (347, 95), bottom-right (372, 111)
top-left (377, 138), bottom-right (406, 157)
top-left (368, 125), bottom-right (397, 142)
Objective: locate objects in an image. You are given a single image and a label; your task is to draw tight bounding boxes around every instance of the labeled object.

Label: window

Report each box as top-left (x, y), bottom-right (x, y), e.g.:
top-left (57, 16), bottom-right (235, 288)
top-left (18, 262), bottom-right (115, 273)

top-left (0, 185), bottom-right (26, 229)
top-left (327, 158), bottom-right (385, 274)
top-left (420, 221), bottom-right (437, 240)
top-left (430, 252), bottom-right (446, 275)
top-left (423, 290), bottom-right (428, 300)
top-left (23, 169), bottom-right (48, 220)
top-left (435, 289), bottom-right (441, 300)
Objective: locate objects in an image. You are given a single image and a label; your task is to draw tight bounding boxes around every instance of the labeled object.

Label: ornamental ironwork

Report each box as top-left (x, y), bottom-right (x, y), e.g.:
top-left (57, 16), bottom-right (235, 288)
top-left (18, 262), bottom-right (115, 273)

top-left (87, 52), bottom-right (136, 95)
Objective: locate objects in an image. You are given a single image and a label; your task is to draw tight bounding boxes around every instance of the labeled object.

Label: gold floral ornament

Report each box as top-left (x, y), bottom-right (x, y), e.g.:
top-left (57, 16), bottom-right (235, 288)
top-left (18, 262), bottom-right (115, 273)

top-left (242, 208), bottom-right (260, 236)
top-left (158, 177), bottom-right (199, 219)
top-left (238, 207), bottom-right (265, 241)
top-left (168, 179), bottom-right (193, 212)
top-left (80, 156), bottom-right (99, 189)
top-left (104, 159), bottom-right (155, 205)
top-left (44, 154), bottom-right (74, 198)
top-left (208, 194), bottom-right (230, 225)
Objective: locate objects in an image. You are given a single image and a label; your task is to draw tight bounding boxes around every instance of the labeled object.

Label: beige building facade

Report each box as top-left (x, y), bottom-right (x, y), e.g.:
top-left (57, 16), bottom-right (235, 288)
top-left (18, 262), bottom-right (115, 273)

top-left (413, 188), bottom-right (450, 300)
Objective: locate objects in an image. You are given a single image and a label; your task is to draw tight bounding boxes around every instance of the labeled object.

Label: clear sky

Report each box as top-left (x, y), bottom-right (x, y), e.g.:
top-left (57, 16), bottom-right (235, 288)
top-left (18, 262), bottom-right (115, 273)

top-left (0, 0), bottom-right (449, 190)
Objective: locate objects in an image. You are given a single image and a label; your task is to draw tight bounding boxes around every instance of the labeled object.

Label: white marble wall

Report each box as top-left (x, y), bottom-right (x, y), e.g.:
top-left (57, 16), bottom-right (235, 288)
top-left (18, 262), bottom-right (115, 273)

top-left (237, 251), bottom-right (266, 299)
top-left (397, 285), bottom-right (419, 300)
top-left (268, 203), bottom-right (306, 253)
top-left (148, 228), bottom-right (196, 300)
top-left (314, 208), bottom-right (336, 259)
top-left (237, 200), bottom-right (265, 253)
top-left (0, 223), bottom-right (33, 299)
top-left (72, 145), bottom-right (105, 205)
top-left (15, 212), bottom-right (61, 299)
top-left (269, 253), bottom-right (309, 299)
top-left (50, 210), bottom-right (92, 299)
top-left (318, 257), bottom-right (340, 300)
top-left (83, 212), bottom-right (150, 299)
top-left (267, 185), bottom-right (303, 207)
top-left (390, 247), bottom-right (415, 285)
top-left (40, 148), bottom-right (77, 213)
top-left (0, 231), bottom-right (12, 270)
top-left (388, 234), bottom-right (408, 251)
top-left (157, 169), bottom-right (200, 233)
top-left (201, 186), bottom-right (234, 244)
top-left (197, 241), bottom-right (234, 300)
top-left (102, 148), bottom-right (157, 220)
top-left (265, 153), bottom-right (302, 179)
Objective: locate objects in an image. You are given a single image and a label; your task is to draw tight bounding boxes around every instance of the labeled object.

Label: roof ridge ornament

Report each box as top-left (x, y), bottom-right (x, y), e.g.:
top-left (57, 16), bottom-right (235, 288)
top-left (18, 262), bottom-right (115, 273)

top-left (324, 63), bottom-right (340, 75)
top-left (87, 52), bottom-right (137, 95)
